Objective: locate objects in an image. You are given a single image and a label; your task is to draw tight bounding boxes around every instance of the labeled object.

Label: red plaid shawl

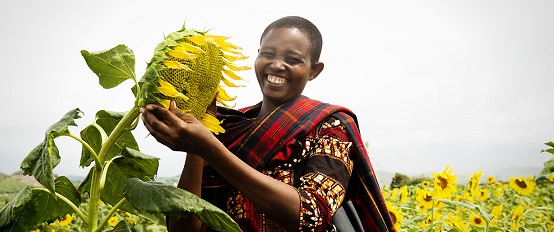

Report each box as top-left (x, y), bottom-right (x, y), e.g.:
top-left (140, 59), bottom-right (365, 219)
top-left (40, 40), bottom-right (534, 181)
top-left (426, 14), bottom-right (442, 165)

top-left (213, 95), bottom-right (395, 231)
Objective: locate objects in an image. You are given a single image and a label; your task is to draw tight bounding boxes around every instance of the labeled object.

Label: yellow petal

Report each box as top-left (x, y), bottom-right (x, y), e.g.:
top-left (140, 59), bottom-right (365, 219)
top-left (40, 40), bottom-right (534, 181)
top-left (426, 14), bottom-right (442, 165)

top-left (221, 75), bottom-right (243, 88)
top-left (158, 99), bottom-right (171, 108)
top-left (177, 41), bottom-right (205, 54)
top-left (225, 62), bottom-right (251, 71)
top-left (223, 68), bottom-right (245, 81)
top-left (223, 53), bottom-right (247, 62)
top-left (158, 80), bottom-right (189, 101)
top-left (167, 46), bottom-right (199, 60)
top-left (200, 113), bottom-right (225, 134)
top-left (162, 60), bottom-right (192, 71)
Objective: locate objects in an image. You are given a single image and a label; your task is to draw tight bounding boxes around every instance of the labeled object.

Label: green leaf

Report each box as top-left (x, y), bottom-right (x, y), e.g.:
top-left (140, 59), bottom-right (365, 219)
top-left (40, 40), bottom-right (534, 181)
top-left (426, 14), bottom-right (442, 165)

top-left (0, 176), bottom-right (80, 232)
top-left (123, 178), bottom-right (242, 232)
top-left (437, 198), bottom-right (492, 222)
top-left (79, 148), bottom-right (159, 214)
top-left (81, 44), bottom-right (136, 89)
top-left (540, 158), bottom-right (554, 175)
top-left (20, 108), bottom-right (82, 193)
top-left (80, 110), bottom-right (139, 167)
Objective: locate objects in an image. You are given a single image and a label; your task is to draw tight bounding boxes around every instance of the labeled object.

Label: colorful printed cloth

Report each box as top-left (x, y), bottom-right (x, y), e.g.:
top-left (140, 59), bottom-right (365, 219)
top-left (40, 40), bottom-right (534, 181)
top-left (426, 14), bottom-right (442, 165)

top-left (202, 95), bottom-right (395, 231)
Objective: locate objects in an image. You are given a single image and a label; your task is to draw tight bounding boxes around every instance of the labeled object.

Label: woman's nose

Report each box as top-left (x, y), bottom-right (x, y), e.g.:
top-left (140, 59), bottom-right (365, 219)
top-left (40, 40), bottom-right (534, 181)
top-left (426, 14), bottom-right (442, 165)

top-left (269, 59), bottom-right (286, 70)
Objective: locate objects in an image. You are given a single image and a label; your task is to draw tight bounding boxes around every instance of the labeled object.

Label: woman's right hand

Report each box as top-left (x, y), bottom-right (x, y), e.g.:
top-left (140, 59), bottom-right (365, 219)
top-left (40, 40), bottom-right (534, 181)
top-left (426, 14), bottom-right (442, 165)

top-left (140, 101), bottom-right (218, 155)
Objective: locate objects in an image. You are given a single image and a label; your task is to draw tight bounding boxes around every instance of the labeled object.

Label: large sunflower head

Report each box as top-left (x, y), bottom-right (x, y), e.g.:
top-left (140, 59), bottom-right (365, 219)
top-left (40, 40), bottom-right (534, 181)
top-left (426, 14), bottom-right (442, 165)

top-left (509, 176), bottom-right (536, 196)
top-left (431, 165), bottom-right (458, 199)
top-left (139, 25), bottom-right (250, 134)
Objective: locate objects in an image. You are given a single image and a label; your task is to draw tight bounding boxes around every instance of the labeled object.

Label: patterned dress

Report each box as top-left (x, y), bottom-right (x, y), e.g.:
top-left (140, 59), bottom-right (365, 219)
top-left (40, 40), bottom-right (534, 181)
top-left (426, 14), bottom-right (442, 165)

top-left (201, 96), bottom-right (395, 231)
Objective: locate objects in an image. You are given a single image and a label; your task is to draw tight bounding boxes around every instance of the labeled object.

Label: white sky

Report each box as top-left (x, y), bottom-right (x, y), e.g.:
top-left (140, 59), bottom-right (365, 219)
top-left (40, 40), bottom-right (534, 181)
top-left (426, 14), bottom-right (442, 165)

top-left (1, 1), bottom-right (553, 179)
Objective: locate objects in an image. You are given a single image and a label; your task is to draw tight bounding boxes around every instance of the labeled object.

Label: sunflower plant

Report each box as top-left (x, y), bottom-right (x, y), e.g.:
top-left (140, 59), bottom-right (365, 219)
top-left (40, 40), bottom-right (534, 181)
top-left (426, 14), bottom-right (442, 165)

top-left (0, 24), bottom-right (248, 232)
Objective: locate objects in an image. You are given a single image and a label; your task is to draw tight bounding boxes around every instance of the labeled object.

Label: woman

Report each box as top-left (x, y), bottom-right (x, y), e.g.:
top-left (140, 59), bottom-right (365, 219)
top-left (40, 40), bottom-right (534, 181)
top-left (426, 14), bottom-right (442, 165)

top-left (141, 16), bottom-right (394, 231)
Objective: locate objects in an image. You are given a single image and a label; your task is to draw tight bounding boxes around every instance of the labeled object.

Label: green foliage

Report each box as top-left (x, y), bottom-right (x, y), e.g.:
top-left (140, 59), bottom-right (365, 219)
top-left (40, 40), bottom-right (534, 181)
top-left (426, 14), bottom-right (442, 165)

top-left (383, 166), bottom-right (554, 231)
top-left (390, 172), bottom-right (410, 188)
top-left (124, 178), bottom-right (242, 232)
top-left (0, 40), bottom-right (242, 231)
top-left (540, 141), bottom-right (554, 175)
top-left (0, 177), bottom-right (80, 231)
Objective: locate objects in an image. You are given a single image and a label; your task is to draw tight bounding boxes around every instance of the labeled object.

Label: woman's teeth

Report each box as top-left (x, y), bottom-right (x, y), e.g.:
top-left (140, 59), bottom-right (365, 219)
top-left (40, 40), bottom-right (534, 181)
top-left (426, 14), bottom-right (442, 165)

top-left (267, 75), bottom-right (287, 85)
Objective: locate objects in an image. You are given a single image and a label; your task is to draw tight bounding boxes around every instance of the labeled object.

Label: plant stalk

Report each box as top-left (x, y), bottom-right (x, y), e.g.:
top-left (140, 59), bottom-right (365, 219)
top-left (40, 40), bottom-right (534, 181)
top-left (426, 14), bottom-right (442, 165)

top-left (86, 105), bottom-right (140, 231)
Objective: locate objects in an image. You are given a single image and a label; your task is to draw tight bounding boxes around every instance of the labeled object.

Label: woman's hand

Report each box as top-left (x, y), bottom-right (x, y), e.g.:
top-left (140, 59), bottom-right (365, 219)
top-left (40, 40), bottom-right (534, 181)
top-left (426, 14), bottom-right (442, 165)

top-left (140, 101), bottom-right (217, 155)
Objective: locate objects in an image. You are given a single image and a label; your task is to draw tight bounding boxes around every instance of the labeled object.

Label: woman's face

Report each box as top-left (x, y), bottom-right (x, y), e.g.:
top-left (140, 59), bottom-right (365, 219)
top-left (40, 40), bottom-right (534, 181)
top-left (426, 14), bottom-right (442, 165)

top-left (255, 27), bottom-right (320, 108)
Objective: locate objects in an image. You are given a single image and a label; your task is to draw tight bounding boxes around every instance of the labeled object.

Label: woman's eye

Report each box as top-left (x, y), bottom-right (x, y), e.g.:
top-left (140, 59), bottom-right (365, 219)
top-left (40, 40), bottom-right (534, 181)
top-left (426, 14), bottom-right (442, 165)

top-left (260, 52), bottom-right (275, 58)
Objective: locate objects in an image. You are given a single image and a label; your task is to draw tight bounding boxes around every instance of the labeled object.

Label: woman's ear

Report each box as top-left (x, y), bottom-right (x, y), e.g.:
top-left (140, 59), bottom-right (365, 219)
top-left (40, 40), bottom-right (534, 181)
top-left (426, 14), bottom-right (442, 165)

top-left (309, 61), bottom-right (324, 81)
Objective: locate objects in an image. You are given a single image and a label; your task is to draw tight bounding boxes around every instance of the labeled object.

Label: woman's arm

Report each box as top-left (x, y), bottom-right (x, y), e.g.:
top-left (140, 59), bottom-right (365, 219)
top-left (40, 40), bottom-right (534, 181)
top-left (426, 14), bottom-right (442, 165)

top-left (167, 153), bottom-right (204, 232)
top-left (141, 102), bottom-right (301, 231)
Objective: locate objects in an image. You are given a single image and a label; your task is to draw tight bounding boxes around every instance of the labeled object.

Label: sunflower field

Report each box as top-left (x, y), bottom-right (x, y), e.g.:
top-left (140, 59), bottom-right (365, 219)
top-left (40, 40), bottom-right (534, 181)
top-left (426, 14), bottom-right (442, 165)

top-left (382, 166), bottom-right (554, 231)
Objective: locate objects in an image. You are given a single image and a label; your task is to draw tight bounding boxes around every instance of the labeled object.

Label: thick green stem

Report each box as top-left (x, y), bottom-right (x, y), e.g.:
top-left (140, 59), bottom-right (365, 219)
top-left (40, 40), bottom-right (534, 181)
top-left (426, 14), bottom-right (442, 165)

top-left (97, 106), bottom-right (140, 162)
top-left (87, 165), bottom-right (102, 231)
top-left (86, 105), bottom-right (140, 231)
top-left (33, 187), bottom-right (87, 223)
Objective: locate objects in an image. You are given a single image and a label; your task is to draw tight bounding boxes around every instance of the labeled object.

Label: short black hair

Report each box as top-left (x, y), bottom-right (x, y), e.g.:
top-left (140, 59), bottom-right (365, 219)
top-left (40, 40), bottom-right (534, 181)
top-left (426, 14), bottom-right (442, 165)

top-left (260, 16), bottom-right (323, 64)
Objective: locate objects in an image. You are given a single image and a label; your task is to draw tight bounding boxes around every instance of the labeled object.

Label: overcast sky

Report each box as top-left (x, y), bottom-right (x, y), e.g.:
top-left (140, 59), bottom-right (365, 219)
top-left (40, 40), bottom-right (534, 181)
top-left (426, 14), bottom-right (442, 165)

top-left (1, 1), bottom-right (553, 180)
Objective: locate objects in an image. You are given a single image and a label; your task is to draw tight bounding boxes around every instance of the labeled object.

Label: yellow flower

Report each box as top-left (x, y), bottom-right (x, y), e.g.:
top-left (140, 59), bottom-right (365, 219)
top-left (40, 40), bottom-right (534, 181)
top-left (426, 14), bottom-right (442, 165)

top-left (549, 173), bottom-right (554, 182)
top-left (512, 205), bottom-right (525, 221)
top-left (487, 175), bottom-right (495, 184)
top-left (416, 188), bottom-right (434, 211)
top-left (391, 188), bottom-right (399, 200)
top-left (509, 176), bottom-right (536, 195)
top-left (432, 165), bottom-right (458, 199)
top-left (475, 188), bottom-right (489, 201)
top-left (386, 202), bottom-right (403, 231)
top-left (399, 185), bottom-right (408, 204)
top-left (494, 186), bottom-right (503, 198)
top-left (421, 180), bottom-right (431, 188)
top-left (108, 215), bottom-right (119, 227)
top-left (469, 213), bottom-right (486, 227)
top-left (58, 214), bottom-right (72, 227)
top-left (417, 211), bottom-right (442, 229)
top-left (490, 204), bottom-right (503, 221)
top-left (140, 25), bottom-right (249, 134)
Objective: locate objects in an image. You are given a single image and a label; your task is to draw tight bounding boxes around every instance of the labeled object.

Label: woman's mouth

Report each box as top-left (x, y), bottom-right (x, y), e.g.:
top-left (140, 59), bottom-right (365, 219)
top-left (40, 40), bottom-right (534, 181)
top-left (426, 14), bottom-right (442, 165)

top-left (267, 75), bottom-right (288, 85)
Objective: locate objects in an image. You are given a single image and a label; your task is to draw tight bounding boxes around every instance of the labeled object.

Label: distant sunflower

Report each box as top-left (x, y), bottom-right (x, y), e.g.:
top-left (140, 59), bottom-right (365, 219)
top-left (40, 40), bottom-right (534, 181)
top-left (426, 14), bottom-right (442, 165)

top-left (494, 187), bottom-right (503, 198)
top-left (469, 213), bottom-right (486, 227)
top-left (108, 216), bottom-right (119, 227)
top-left (487, 175), bottom-right (495, 184)
top-left (417, 211), bottom-right (442, 229)
top-left (475, 188), bottom-right (489, 201)
top-left (58, 214), bottom-right (72, 227)
top-left (511, 205), bottom-right (525, 230)
top-left (416, 188), bottom-right (434, 211)
top-left (490, 204), bottom-right (503, 221)
top-left (421, 180), bottom-right (431, 188)
top-left (432, 165), bottom-right (458, 199)
top-left (386, 201), bottom-right (403, 231)
top-left (509, 176), bottom-right (536, 195)
top-left (512, 205), bottom-right (525, 221)
top-left (549, 173), bottom-right (554, 182)
top-left (399, 185), bottom-right (408, 204)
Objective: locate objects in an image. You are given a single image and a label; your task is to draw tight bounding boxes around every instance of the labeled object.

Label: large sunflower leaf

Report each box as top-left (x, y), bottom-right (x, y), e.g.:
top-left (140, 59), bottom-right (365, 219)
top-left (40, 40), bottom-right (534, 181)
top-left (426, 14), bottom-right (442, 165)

top-left (0, 176), bottom-right (80, 232)
top-left (81, 44), bottom-right (136, 89)
top-left (123, 178), bottom-right (242, 232)
top-left (20, 108), bottom-right (82, 194)
top-left (540, 141), bottom-right (554, 175)
top-left (80, 110), bottom-right (139, 167)
top-left (79, 148), bottom-right (159, 215)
